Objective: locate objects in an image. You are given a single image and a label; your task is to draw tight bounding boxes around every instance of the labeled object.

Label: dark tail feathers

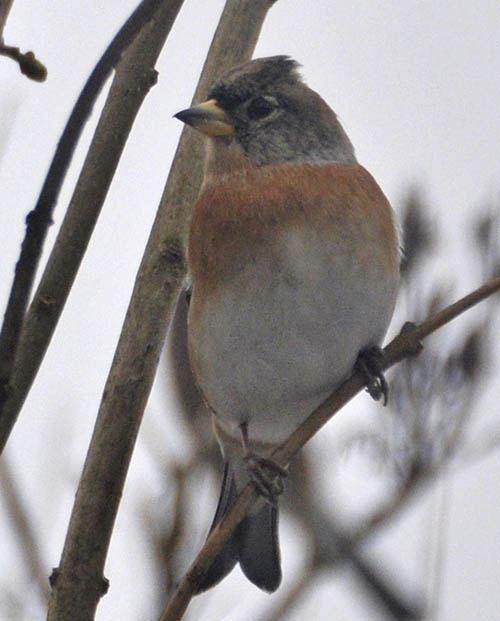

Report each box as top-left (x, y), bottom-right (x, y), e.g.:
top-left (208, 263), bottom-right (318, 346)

top-left (194, 462), bottom-right (282, 593)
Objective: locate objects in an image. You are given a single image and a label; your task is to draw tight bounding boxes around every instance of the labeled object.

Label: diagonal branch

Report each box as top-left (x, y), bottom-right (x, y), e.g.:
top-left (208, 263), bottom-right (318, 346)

top-left (0, 0), bottom-right (170, 429)
top-left (46, 1), bottom-right (278, 619)
top-left (160, 274), bottom-right (500, 620)
top-left (0, 0), bottom-right (179, 453)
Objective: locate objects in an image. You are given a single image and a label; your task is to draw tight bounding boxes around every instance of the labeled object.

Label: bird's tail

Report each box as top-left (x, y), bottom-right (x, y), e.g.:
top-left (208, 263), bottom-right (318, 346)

top-left (194, 461), bottom-right (282, 593)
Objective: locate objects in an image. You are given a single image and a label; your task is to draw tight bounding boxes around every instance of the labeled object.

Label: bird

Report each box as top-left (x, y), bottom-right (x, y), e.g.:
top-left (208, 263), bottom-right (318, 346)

top-left (173, 55), bottom-right (399, 593)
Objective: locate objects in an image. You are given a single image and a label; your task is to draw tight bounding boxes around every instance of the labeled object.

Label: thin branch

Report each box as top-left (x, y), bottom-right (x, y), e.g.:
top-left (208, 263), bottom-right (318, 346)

top-left (0, 0), bottom-right (14, 39)
top-left (166, 282), bottom-right (423, 619)
top-left (0, 43), bottom-right (47, 81)
top-left (43, 5), bottom-right (186, 619)
top-left (0, 0), bottom-right (175, 453)
top-left (406, 276), bottom-right (500, 347)
top-left (47, 1), bottom-right (277, 619)
top-left (0, 0), bottom-right (168, 427)
top-left (161, 274), bottom-right (500, 620)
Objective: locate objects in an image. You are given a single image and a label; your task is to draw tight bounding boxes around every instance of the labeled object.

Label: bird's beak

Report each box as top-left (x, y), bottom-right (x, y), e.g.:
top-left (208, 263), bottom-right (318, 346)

top-left (174, 99), bottom-right (233, 137)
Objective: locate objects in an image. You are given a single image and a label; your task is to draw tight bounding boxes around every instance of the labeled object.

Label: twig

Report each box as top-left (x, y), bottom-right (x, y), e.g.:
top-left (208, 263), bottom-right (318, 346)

top-left (0, 0), bottom-right (168, 430)
top-left (47, 1), bottom-right (277, 619)
top-left (161, 274), bottom-right (500, 620)
top-left (0, 43), bottom-right (46, 80)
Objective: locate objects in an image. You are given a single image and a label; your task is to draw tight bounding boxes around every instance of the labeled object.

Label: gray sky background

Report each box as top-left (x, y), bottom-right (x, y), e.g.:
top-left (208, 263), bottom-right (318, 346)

top-left (1, 2), bottom-right (499, 619)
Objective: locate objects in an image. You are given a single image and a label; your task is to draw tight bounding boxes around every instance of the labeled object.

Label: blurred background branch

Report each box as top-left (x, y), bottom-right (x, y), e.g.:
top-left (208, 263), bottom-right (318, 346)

top-left (0, 458), bottom-right (49, 605)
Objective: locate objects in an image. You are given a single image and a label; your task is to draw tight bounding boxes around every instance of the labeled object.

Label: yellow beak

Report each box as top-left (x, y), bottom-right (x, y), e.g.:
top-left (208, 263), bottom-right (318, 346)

top-left (174, 99), bottom-right (233, 137)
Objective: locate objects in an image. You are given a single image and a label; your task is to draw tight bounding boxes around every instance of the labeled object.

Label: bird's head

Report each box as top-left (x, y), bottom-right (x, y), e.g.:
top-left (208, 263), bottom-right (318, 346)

top-left (174, 55), bottom-right (356, 169)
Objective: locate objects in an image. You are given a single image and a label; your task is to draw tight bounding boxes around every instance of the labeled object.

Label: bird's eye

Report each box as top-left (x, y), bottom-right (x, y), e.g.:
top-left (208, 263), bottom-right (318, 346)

top-left (246, 96), bottom-right (277, 120)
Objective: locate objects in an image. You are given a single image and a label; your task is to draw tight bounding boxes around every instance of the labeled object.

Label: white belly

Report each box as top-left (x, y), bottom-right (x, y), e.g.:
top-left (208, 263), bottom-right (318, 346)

top-left (189, 229), bottom-right (397, 445)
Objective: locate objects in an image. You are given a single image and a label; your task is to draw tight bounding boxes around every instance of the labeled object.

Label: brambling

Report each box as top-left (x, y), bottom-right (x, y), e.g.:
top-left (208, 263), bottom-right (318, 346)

top-left (174, 56), bottom-right (399, 593)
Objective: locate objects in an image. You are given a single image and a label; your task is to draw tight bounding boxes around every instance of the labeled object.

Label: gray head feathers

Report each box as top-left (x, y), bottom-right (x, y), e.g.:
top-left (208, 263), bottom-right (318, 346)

top-left (208, 56), bottom-right (301, 110)
top-left (208, 56), bottom-right (357, 166)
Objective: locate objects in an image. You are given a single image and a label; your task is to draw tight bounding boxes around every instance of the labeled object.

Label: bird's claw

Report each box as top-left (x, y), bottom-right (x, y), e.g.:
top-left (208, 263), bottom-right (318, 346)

top-left (244, 454), bottom-right (288, 505)
top-left (355, 346), bottom-right (389, 405)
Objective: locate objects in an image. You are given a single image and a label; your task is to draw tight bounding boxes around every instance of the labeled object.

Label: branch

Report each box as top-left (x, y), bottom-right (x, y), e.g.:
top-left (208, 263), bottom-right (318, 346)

top-left (46, 1), bottom-right (277, 619)
top-left (43, 4), bottom-right (185, 619)
top-left (0, 0), bottom-right (14, 39)
top-left (0, 42), bottom-right (47, 81)
top-left (0, 0), bottom-right (169, 430)
top-left (160, 274), bottom-right (500, 620)
top-left (0, 0), bottom-right (176, 453)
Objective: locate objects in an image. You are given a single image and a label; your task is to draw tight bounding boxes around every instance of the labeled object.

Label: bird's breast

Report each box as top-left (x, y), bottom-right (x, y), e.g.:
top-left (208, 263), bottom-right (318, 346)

top-left (187, 162), bottom-right (399, 445)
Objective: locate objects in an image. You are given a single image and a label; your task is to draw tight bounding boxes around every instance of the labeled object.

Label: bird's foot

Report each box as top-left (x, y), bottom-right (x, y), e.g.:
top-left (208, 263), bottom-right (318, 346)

top-left (244, 454), bottom-right (288, 506)
top-left (355, 346), bottom-right (389, 405)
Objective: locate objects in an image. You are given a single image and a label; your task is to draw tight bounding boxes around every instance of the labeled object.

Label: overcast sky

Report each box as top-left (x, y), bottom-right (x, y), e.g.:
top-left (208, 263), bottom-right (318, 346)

top-left (1, 2), bottom-right (500, 619)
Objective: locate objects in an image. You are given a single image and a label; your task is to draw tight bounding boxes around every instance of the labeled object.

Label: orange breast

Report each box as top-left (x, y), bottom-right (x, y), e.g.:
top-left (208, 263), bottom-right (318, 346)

top-left (186, 162), bottom-right (399, 443)
top-left (188, 162), bottom-right (399, 301)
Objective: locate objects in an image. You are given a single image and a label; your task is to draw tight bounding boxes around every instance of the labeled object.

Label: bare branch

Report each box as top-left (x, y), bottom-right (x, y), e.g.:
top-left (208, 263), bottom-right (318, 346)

top-left (46, 1), bottom-right (277, 619)
top-left (161, 274), bottom-right (500, 619)
top-left (0, 0), bottom-right (170, 438)
top-left (0, 0), bottom-right (14, 39)
top-left (44, 4), bottom-right (185, 619)
top-left (406, 276), bottom-right (500, 346)
top-left (0, 43), bottom-right (47, 81)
